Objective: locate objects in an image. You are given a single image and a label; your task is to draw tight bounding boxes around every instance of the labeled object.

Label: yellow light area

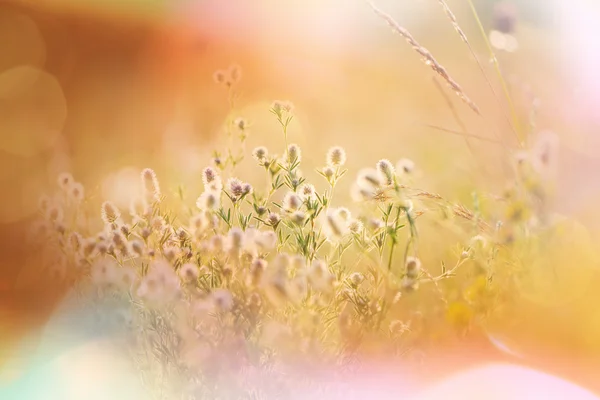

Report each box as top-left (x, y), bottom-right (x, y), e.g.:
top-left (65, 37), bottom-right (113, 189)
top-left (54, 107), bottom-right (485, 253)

top-left (0, 66), bottom-right (66, 157)
top-left (101, 167), bottom-right (143, 210)
top-left (0, 9), bottom-right (46, 72)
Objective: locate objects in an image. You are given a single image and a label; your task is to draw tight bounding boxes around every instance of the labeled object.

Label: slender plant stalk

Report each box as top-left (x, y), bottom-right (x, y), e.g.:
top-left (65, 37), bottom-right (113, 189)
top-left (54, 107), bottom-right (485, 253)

top-left (465, 0), bottom-right (523, 145)
top-left (366, 1), bottom-right (481, 116)
top-left (435, 0), bottom-right (519, 145)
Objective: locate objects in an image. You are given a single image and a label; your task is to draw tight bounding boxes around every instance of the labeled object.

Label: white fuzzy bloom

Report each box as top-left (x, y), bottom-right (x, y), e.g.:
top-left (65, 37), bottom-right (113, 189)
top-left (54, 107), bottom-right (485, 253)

top-left (196, 191), bottom-right (220, 211)
top-left (299, 184), bottom-right (317, 203)
top-left (348, 218), bottom-right (364, 234)
top-left (179, 263), bottom-right (199, 282)
top-left (255, 230), bottom-right (277, 251)
top-left (396, 158), bottom-right (415, 175)
top-left (308, 259), bottom-right (333, 291)
top-left (282, 192), bottom-right (302, 213)
top-left (405, 256), bottom-right (421, 279)
top-left (101, 201), bottom-right (120, 224)
top-left (326, 146), bottom-right (347, 167)
top-left (322, 208), bottom-right (348, 241)
top-left (212, 289), bottom-right (234, 311)
top-left (57, 172), bottom-right (74, 191)
top-left (91, 258), bottom-right (119, 287)
top-left (69, 182), bottom-right (85, 202)
top-left (227, 178), bottom-right (245, 198)
top-left (357, 168), bottom-right (382, 190)
top-left (137, 259), bottom-right (180, 303)
top-left (141, 168), bottom-right (161, 202)
top-left (376, 159), bottom-right (395, 186)
top-left (335, 207), bottom-right (351, 222)
top-left (228, 227), bottom-right (245, 251)
top-left (252, 146), bottom-right (269, 165)
top-left (202, 167), bottom-right (223, 192)
top-left (286, 144), bottom-right (301, 164)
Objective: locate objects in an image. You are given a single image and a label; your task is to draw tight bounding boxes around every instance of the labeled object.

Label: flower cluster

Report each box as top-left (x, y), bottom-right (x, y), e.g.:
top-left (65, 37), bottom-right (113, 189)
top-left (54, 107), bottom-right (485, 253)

top-left (28, 65), bottom-right (560, 399)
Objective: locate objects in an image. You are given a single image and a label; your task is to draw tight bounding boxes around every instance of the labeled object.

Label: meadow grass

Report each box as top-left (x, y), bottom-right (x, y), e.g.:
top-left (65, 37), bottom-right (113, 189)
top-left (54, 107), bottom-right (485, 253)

top-left (27, 2), bottom-right (578, 398)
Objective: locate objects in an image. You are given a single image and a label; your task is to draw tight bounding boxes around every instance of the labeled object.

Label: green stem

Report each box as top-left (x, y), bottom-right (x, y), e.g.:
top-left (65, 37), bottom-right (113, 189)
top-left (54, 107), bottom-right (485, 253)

top-left (466, 0), bottom-right (523, 145)
top-left (387, 206), bottom-right (402, 271)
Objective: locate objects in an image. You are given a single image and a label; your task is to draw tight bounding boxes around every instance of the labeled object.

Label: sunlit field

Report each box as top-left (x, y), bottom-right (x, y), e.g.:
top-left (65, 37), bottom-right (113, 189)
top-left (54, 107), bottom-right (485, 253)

top-left (2, 0), bottom-right (600, 399)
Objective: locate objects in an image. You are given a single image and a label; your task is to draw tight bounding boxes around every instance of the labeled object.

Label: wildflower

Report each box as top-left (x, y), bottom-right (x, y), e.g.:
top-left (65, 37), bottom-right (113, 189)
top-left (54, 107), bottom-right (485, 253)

top-left (101, 201), bottom-right (120, 225)
top-left (335, 207), bottom-right (351, 222)
top-left (234, 117), bottom-right (247, 131)
top-left (210, 234), bottom-right (226, 253)
top-left (57, 172), bottom-right (74, 191)
top-left (151, 216), bottom-right (167, 232)
top-left (190, 212), bottom-right (210, 236)
top-left (290, 211), bottom-right (306, 225)
top-left (213, 69), bottom-right (227, 85)
top-left (141, 168), bottom-right (161, 202)
top-left (366, 217), bottom-right (385, 232)
top-left (376, 159), bottom-right (395, 186)
top-left (255, 205), bottom-right (268, 216)
top-left (91, 258), bottom-right (119, 287)
top-left (202, 166), bottom-right (218, 186)
top-left (389, 320), bottom-right (409, 335)
top-left (38, 195), bottom-right (51, 213)
top-left (81, 238), bottom-right (96, 258)
top-left (298, 184), bottom-right (316, 203)
top-left (46, 204), bottom-right (63, 223)
top-left (119, 267), bottom-right (137, 290)
top-left (308, 259), bottom-right (333, 292)
top-left (228, 64), bottom-right (242, 84)
top-left (326, 146), bottom-right (346, 167)
top-left (322, 208), bottom-right (348, 241)
top-left (531, 130), bottom-right (559, 174)
top-left (350, 183), bottom-right (376, 202)
top-left (286, 144), bottom-right (301, 164)
top-left (348, 272), bottom-right (364, 287)
top-left (203, 167), bottom-right (223, 192)
top-left (228, 227), bottom-right (244, 252)
top-left (282, 192), bottom-right (302, 213)
top-left (96, 241), bottom-right (109, 255)
top-left (250, 258), bottom-right (267, 285)
top-left (357, 168), bottom-right (382, 190)
top-left (179, 263), bottom-right (199, 282)
top-left (242, 182), bottom-right (253, 196)
top-left (129, 239), bottom-right (144, 256)
top-left (227, 178), bottom-right (245, 198)
top-left (264, 274), bottom-right (289, 306)
top-left (68, 232), bottom-right (83, 252)
top-left (196, 191), bottom-right (220, 211)
top-left (271, 100), bottom-right (294, 117)
top-left (469, 235), bottom-right (488, 254)
top-left (493, 1), bottom-right (517, 34)
top-left (163, 245), bottom-right (179, 263)
top-left (402, 276), bottom-right (419, 292)
top-left (322, 166), bottom-right (335, 181)
top-left (140, 227), bottom-right (151, 240)
top-left (252, 146), bottom-right (269, 165)
top-left (348, 218), bottom-right (364, 234)
top-left (405, 256), bottom-right (421, 279)
top-left (111, 230), bottom-right (127, 248)
top-left (247, 292), bottom-right (262, 313)
top-left (212, 289), bottom-right (234, 311)
top-left (396, 158), bottom-right (415, 175)
top-left (255, 230), bottom-right (277, 251)
top-left (69, 182), bottom-right (85, 202)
